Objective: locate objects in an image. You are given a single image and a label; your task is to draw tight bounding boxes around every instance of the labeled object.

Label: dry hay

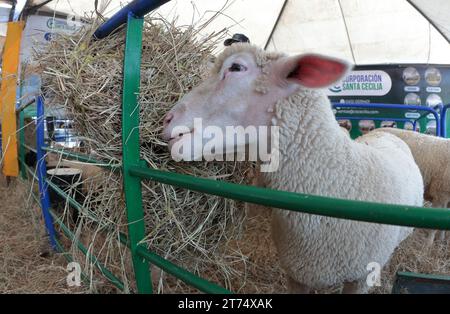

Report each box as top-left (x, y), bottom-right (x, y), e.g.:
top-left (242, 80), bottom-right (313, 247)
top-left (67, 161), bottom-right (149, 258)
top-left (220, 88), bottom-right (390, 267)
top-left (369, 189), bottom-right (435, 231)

top-left (0, 175), bottom-right (87, 293)
top-left (372, 229), bottom-right (450, 294)
top-left (35, 13), bottom-right (257, 293)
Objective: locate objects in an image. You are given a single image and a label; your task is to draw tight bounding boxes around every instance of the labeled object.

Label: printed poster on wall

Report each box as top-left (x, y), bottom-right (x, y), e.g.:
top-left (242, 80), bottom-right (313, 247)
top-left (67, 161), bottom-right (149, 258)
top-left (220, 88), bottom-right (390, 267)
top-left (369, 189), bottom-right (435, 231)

top-left (327, 64), bottom-right (450, 135)
top-left (19, 13), bottom-right (84, 117)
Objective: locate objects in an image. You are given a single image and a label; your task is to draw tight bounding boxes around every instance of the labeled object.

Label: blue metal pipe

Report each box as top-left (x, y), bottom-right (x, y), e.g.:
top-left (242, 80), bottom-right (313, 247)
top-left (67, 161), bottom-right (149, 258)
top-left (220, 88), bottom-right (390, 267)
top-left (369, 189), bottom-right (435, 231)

top-left (36, 96), bottom-right (57, 250)
top-left (93, 0), bottom-right (171, 39)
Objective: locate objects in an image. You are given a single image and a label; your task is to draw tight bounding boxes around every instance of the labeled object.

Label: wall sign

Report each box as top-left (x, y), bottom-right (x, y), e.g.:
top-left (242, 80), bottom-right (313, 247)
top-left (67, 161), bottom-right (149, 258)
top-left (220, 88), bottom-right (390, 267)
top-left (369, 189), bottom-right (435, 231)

top-left (327, 70), bottom-right (392, 96)
top-left (328, 64), bottom-right (450, 136)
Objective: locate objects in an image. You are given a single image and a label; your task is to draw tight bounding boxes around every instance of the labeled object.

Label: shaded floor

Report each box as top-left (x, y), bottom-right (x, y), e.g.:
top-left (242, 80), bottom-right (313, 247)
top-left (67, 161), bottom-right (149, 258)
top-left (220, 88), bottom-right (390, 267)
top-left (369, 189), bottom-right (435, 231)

top-left (0, 175), bottom-right (84, 293)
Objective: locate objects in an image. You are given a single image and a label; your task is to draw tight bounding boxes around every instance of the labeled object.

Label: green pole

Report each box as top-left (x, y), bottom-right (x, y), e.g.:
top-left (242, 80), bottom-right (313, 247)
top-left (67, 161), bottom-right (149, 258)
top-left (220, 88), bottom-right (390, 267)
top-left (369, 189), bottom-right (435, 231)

top-left (18, 110), bottom-right (27, 179)
top-left (17, 75), bottom-right (27, 180)
top-left (128, 165), bottom-right (450, 231)
top-left (42, 146), bottom-right (121, 170)
top-left (121, 13), bottom-right (153, 294)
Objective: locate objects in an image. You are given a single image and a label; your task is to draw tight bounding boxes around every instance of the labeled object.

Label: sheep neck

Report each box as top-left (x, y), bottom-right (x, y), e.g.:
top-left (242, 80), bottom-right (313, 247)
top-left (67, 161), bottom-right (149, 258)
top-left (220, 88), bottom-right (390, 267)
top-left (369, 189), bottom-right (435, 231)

top-left (263, 88), bottom-right (353, 198)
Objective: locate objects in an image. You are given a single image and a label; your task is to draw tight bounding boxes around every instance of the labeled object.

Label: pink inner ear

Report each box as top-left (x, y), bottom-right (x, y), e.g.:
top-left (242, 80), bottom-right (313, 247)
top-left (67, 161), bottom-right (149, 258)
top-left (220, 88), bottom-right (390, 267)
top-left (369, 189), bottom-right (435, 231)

top-left (288, 55), bottom-right (347, 88)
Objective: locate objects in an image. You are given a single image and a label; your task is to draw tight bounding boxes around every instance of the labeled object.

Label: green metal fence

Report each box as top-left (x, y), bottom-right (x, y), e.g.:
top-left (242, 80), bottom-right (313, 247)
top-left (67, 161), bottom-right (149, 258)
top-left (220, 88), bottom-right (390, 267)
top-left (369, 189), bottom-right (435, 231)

top-left (16, 12), bottom-right (450, 295)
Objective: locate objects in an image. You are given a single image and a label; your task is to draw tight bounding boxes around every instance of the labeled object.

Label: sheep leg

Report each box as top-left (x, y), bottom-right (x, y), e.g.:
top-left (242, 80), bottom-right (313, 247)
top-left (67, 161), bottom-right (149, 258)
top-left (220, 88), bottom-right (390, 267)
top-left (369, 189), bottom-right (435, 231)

top-left (424, 227), bottom-right (449, 247)
top-left (426, 197), bottom-right (450, 247)
top-left (425, 228), bottom-right (448, 246)
top-left (286, 276), bottom-right (310, 294)
top-left (342, 280), bottom-right (368, 294)
top-left (425, 230), bottom-right (438, 248)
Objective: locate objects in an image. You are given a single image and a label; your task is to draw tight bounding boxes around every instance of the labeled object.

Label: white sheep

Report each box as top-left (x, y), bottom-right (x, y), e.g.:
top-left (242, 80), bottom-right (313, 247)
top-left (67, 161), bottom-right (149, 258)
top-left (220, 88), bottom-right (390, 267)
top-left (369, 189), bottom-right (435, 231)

top-left (161, 43), bottom-right (424, 293)
top-left (373, 127), bottom-right (450, 245)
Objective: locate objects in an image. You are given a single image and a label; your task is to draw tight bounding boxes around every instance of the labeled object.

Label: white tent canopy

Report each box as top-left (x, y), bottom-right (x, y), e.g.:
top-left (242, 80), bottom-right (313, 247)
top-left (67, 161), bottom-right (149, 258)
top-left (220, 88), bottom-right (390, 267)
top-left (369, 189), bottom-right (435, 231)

top-left (410, 0), bottom-right (450, 43)
top-left (21, 0), bottom-right (450, 65)
top-left (34, 0), bottom-right (285, 49)
top-left (266, 0), bottom-right (450, 65)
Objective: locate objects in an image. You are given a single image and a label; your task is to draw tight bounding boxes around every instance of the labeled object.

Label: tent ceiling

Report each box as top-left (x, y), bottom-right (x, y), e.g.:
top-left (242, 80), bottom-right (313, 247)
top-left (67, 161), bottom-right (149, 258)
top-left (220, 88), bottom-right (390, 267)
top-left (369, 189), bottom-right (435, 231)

top-left (0, 1), bottom-right (12, 21)
top-left (409, 0), bottom-right (450, 44)
top-left (0, 1), bottom-right (11, 37)
top-left (267, 0), bottom-right (450, 65)
top-left (31, 0), bottom-right (285, 49)
top-left (30, 0), bottom-right (128, 18)
top-left (16, 0), bottom-right (450, 65)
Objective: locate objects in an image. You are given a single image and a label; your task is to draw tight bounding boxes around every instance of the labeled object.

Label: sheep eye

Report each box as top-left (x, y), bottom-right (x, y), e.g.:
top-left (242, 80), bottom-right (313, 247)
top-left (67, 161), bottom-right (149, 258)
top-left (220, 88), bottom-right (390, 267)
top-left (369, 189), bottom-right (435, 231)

top-left (229, 63), bottom-right (246, 72)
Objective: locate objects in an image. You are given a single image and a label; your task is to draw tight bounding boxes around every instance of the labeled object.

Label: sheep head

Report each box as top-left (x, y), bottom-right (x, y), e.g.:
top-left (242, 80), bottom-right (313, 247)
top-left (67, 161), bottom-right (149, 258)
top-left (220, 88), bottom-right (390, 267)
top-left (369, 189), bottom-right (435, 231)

top-left (161, 43), bottom-right (350, 161)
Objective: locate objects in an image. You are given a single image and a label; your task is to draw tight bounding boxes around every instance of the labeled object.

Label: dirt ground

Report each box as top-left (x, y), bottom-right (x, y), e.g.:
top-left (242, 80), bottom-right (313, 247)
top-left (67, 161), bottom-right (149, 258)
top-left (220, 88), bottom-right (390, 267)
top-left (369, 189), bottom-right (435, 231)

top-left (0, 174), bottom-right (85, 293)
top-left (0, 173), bottom-right (448, 294)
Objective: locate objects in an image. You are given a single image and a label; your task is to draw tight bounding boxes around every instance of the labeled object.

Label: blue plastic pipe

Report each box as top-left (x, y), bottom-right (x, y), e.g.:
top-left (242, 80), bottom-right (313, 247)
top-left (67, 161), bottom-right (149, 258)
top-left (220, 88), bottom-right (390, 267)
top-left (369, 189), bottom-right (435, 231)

top-left (36, 95), bottom-right (57, 250)
top-left (93, 0), bottom-right (171, 39)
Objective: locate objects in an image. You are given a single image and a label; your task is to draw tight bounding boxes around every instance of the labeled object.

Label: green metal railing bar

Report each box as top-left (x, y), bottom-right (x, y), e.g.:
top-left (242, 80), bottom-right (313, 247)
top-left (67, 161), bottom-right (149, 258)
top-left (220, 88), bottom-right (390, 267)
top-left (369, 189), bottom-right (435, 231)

top-left (18, 111), bottom-right (27, 180)
top-left (27, 188), bottom-right (102, 289)
top-left (23, 143), bottom-right (37, 153)
top-left (396, 271), bottom-right (450, 282)
top-left (28, 184), bottom-right (41, 205)
top-left (120, 13), bottom-right (153, 293)
top-left (23, 159), bottom-right (38, 181)
top-left (128, 165), bottom-right (450, 230)
top-left (21, 162), bottom-right (125, 291)
top-left (45, 178), bottom-right (84, 211)
top-left (23, 157), bottom-right (230, 293)
top-left (22, 142), bottom-right (120, 173)
top-left (134, 246), bottom-right (232, 294)
top-left (49, 211), bottom-right (126, 291)
top-left (45, 172), bottom-right (231, 293)
top-left (52, 237), bottom-right (92, 286)
top-left (42, 146), bottom-right (121, 170)
top-left (45, 168), bottom-right (231, 293)
top-left (23, 159), bottom-right (98, 225)
top-left (115, 234), bottom-right (231, 293)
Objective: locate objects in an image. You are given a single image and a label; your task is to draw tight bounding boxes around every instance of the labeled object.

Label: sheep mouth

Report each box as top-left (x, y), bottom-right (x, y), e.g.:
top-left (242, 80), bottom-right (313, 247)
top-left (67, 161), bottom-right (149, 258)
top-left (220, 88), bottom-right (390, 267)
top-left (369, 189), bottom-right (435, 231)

top-left (168, 130), bottom-right (193, 146)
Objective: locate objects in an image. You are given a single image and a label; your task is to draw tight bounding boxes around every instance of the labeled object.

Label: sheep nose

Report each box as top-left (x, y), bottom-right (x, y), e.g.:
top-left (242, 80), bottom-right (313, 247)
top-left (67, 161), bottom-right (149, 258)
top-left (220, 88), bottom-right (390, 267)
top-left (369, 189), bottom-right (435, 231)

top-left (163, 112), bottom-right (174, 127)
top-left (162, 112), bottom-right (177, 141)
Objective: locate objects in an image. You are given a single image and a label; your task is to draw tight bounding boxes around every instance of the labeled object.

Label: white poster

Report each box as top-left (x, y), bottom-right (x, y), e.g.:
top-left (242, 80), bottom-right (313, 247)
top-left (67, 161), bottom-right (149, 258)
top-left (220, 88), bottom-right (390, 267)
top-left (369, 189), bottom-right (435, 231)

top-left (19, 14), bottom-right (84, 114)
top-left (326, 70), bottom-right (393, 97)
top-left (20, 14), bottom-right (84, 64)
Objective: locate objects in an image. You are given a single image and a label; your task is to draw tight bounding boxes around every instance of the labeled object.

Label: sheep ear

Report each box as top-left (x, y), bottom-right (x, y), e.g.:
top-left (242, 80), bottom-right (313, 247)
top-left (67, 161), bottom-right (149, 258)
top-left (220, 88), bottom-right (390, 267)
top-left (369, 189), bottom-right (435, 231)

top-left (276, 54), bottom-right (350, 88)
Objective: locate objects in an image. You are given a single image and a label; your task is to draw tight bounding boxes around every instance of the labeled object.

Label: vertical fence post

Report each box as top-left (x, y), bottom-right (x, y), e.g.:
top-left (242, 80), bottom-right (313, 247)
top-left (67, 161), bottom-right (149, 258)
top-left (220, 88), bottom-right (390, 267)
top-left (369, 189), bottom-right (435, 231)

top-left (0, 21), bottom-right (23, 177)
top-left (36, 95), bottom-right (57, 250)
top-left (121, 12), bottom-right (153, 294)
top-left (18, 109), bottom-right (27, 180)
top-left (441, 105), bottom-right (449, 138)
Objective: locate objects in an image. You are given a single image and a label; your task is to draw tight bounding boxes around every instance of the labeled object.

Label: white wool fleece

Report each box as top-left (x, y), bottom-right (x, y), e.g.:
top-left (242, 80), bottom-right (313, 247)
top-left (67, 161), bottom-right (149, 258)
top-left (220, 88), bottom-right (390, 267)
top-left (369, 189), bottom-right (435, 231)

top-left (373, 127), bottom-right (450, 206)
top-left (264, 89), bottom-right (423, 289)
